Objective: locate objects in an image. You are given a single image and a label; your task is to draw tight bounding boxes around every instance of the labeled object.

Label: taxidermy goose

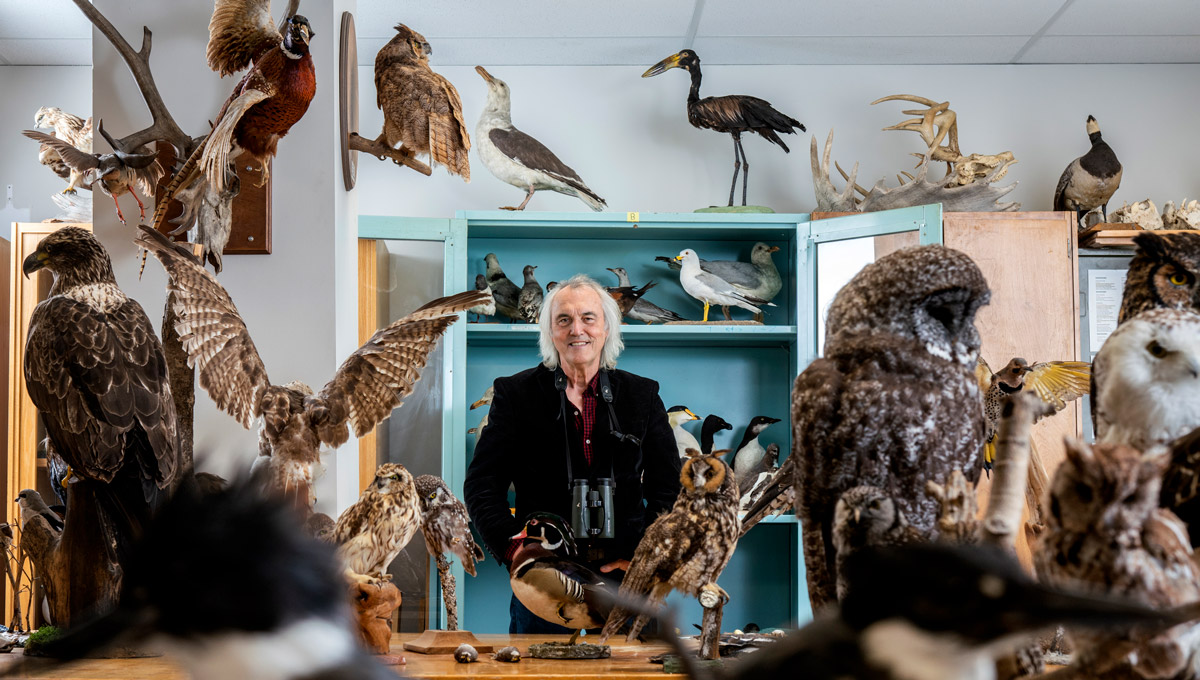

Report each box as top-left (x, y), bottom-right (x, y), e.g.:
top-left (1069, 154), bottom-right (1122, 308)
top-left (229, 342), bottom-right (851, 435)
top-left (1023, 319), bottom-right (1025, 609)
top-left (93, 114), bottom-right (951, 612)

top-left (666, 405), bottom-right (701, 459)
top-left (1054, 115), bottom-right (1122, 227)
top-left (475, 66), bottom-right (607, 212)
top-left (730, 415), bottom-right (781, 481)
top-left (509, 513), bottom-right (616, 643)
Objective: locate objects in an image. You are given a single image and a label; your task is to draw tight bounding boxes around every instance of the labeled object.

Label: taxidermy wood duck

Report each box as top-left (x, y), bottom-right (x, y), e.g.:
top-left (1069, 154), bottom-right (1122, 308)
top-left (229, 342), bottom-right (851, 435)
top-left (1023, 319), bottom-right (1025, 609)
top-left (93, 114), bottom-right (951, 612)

top-left (509, 513), bottom-right (617, 643)
top-left (643, 50), bottom-right (805, 207)
top-left (1054, 115), bottom-right (1122, 227)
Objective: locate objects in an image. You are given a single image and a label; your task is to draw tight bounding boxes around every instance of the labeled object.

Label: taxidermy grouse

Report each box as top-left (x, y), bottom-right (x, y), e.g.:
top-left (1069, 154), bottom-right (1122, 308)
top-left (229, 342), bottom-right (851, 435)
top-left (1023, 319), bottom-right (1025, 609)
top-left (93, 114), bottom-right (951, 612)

top-left (22, 227), bottom-right (180, 572)
top-left (656, 544), bottom-right (1183, 680)
top-left (475, 66), bottom-right (607, 212)
top-left (154, 2), bottom-right (316, 269)
top-left (21, 476), bottom-right (398, 680)
top-left (137, 225), bottom-right (487, 512)
top-left (372, 24), bottom-right (471, 180)
top-left (1054, 115), bottom-right (1122, 227)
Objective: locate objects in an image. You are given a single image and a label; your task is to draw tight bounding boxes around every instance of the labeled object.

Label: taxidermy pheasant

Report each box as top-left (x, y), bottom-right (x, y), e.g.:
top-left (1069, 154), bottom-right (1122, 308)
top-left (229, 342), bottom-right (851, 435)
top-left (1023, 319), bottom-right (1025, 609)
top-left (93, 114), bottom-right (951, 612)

top-left (137, 225), bottom-right (487, 511)
top-left (23, 125), bottom-right (163, 224)
top-left (371, 24), bottom-right (470, 180)
top-left (33, 106), bottom-right (93, 193)
top-left (152, 0), bottom-right (315, 269)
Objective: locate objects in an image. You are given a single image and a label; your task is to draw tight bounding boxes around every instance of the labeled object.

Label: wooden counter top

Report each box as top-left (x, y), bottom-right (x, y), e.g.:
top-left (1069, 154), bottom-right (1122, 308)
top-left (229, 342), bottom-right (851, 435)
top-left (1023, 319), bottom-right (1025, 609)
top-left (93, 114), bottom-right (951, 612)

top-left (0, 633), bottom-right (683, 679)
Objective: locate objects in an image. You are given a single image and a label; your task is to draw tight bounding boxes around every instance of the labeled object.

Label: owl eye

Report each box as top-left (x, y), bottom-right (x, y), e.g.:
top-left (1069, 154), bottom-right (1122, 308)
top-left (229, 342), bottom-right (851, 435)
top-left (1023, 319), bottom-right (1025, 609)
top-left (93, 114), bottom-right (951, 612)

top-left (868, 499), bottom-right (882, 510)
top-left (1148, 341), bottom-right (1169, 358)
top-left (391, 474), bottom-right (400, 480)
top-left (1170, 272), bottom-right (1192, 287)
top-left (428, 492), bottom-right (436, 499)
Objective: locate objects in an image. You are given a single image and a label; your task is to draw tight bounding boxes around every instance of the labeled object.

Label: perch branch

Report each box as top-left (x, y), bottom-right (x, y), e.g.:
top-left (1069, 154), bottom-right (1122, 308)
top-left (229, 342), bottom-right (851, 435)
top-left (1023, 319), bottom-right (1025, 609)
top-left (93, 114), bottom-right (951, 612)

top-left (348, 133), bottom-right (432, 176)
top-left (70, 0), bottom-right (197, 157)
top-left (982, 393), bottom-right (1053, 550)
top-left (435, 553), bottom-right (459, 631)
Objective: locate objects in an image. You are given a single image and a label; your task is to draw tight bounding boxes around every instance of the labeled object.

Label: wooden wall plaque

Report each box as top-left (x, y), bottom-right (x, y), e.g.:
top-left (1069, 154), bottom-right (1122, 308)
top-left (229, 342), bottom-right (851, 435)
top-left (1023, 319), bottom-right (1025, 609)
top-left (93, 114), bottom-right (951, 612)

top-left (153, 145), bottom-right (271, 255)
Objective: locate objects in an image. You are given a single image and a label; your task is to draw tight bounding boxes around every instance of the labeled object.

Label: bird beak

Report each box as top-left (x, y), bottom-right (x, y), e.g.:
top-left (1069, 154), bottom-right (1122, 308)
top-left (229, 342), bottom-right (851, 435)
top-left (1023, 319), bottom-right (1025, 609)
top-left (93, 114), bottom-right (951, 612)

top-left (1186, 355), bottom-right (1200, 379)
top-left (22, 250), bottom-right (48, 278)
top-left (511, 527), bottom-right (528, 540)
top-left (475, 65), bottom-right (496, 84)
top-left (768, 246), bottom-right (780, 253)
top-left (643, 52), bottom-right (683, 78)
top-left (673, 255), bottom-right (683, 262)
top-left (852, 508), bottom-right (861, 524)
top-left (470, 398), bottom-right (488, 410)
top-left (422, 41), bottom-right (432, 56)
top-left (685, 408), bottom-right (699, 421)
top-left (765, 417), bottom-right (781, 424)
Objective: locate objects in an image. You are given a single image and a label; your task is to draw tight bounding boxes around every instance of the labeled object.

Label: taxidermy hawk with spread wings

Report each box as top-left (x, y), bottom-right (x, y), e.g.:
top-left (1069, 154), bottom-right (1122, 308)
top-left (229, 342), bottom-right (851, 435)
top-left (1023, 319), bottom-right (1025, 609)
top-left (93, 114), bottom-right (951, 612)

top-left (153, 0), bottom-right (314, 269)
top-left (372, 23), bottom-right (471, 180)
top-left (136, 225), bottom-right (487, 510)
top-left (33, 107), bottom-right (93, 193)
top-left (23, 227), bottom-right (180, 541)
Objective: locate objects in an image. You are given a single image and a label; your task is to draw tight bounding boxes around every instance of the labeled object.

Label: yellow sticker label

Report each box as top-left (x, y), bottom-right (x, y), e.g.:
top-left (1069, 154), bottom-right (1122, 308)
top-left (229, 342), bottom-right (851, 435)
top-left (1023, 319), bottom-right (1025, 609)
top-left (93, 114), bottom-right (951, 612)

top-left (626, 212), bottom-right (640, 222)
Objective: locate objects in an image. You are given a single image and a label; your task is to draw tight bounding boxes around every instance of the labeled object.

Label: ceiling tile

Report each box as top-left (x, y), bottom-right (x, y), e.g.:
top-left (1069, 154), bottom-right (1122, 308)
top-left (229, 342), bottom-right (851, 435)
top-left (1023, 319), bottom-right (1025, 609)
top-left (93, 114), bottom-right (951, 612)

top-left (0, 39), bottom-right (91, 66)
top-left (1018, 35), bottom-right (1200, 63)
top-left (354, 0), bottom-right (695, 39)
top-left (0, 1), bottom-right (93, 40)
top-left (357, 36), bottom-right (685, 66)
top-left (691, 36), bottom-right (1030, 65)
top-left (1045, 0), bottom-right (1200, 36)
top-left (695, 0), bottom-right (1060, 37)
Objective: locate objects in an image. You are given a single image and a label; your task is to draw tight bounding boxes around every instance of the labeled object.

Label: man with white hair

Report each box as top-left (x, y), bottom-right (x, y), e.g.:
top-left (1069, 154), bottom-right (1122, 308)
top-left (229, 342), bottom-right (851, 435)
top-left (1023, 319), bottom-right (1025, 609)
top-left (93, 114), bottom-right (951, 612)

top-left (464, 273), bottom-right (681, 633)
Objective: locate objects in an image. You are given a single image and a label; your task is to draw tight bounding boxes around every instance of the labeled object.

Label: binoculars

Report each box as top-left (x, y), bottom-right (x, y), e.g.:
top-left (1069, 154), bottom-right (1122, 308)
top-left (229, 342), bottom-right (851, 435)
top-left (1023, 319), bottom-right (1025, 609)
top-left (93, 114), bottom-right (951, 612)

top-left (571, 478), bottom-right (615, 539)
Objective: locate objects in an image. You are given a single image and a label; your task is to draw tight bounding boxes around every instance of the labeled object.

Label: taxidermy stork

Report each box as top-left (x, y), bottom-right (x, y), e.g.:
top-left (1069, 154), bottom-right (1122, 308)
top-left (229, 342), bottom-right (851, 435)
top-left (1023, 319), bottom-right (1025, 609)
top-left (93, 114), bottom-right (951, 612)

top-left (643, 49), bottom-right (805, 207)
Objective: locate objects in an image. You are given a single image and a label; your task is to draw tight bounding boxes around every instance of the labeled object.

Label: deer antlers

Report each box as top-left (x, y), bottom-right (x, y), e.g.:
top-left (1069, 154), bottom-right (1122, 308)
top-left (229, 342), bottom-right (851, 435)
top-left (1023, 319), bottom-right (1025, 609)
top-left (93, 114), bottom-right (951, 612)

top-left (872, 95), bottom-right (1016, 186)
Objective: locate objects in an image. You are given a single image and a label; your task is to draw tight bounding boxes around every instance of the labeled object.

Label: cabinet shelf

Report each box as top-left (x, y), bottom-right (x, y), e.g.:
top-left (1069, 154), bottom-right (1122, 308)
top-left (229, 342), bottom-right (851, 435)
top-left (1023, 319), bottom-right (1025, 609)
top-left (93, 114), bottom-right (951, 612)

top-left (467, 323), bottom-right (799, 347)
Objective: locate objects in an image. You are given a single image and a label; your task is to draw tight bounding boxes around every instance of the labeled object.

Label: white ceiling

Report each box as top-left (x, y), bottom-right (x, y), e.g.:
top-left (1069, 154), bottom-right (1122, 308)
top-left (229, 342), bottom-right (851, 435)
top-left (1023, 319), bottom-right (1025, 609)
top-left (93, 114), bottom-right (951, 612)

top-left (3, 0), bottom-right (1200, 66)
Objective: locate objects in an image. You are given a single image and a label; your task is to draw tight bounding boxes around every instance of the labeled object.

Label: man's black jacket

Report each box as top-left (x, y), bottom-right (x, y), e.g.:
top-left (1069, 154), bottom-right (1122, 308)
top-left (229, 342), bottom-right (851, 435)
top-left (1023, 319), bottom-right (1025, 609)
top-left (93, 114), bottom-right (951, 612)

top-left (464, 364), bottom-right (682, 564)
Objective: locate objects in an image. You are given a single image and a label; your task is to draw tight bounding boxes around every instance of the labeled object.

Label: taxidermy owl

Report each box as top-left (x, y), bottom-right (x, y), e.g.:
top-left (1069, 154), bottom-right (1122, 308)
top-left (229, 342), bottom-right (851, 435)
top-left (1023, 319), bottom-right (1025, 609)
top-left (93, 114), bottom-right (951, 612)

top-left (1035, 439), bottom-right (1200, 679)
top-left (372, 24), bottom-right (470, 180)
top-left (137, 225), bottom-right (487, 511)
top-left (832, 486), bottom-right (922, 601)
top-left (33, 106), bottom-right (92, 193)
top-left (413, 475), bottom-right (485, 576)
top-left (976, 356), bottom-right (1090, 471)
top-left (742, 245), bottom-right (990, 613)
top-left (597, 450), bottom-right (740, 644)
top-left (333, 463), bottom-right (422, 585)
top-left (1120, 231), bottom-right (1200, 324)
top-left (1093, 308), bottom-right (1200, 452)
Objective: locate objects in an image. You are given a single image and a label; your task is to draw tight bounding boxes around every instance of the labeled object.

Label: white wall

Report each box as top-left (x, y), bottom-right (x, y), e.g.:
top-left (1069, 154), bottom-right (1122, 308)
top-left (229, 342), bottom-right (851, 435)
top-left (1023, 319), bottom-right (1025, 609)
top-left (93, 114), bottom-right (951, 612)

top-left (354, 63), bottom-right (1200, 216)
top-left (90, 0), bottom-right (358, 512)
top-left (0, 66), bottom-right (92, 222)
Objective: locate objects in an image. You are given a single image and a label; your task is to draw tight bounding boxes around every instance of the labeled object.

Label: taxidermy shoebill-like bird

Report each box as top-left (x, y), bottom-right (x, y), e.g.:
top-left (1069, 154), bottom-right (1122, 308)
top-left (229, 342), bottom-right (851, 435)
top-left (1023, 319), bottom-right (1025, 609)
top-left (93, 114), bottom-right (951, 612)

top-left (373, 24), bottom-right (471, 180)
top-left (643, 50), bottom-right (805, 207)
top-left (23, 126), bottom-right (164, 225)
top-left (22, 227), bottom-right (180, 568)
top-left (136, 225), bottom-right (487, 512)
top-left (153, 1), bottom-right (315, 268)
top-left (475, 66), bottom-right (607, 212)
top-left (1054, 115), bottom-right (1122, 227)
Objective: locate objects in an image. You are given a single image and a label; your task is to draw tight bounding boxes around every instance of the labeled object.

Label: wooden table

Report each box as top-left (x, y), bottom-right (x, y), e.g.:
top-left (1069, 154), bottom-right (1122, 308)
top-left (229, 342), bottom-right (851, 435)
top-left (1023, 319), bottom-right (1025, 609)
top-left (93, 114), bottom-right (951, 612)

top-left (0, 633), bottom-right (683, 679)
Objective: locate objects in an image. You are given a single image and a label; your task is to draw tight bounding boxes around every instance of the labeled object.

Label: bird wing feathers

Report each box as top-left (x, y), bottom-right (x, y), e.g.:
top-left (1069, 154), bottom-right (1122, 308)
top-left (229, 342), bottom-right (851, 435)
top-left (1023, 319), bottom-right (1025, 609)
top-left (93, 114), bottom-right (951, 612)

top-left (1025, 361), bottom-right (1091, 413)
top-left (693, 270), bottom-right (768, 304)
top-left (201, 88), bottom-right (271, 192)
top-left (136, 226), bottom-right (271, 430)
top-left (207, 0), bottom-right (283, 77)
top-left (24, 295), bottom-right (178, 490)
top-left (376, 62), bottom-right (470, 179)
top-left (22, 130), bottom-right (99, 174)
top-left (426, 72), bottom-right (471, 180)
top-left (1053, 163), bottom-right (1075, 211)
top-left (309, 290), bottom-right (489, 448)
top-left (488, 127), bottom-right (603, 205)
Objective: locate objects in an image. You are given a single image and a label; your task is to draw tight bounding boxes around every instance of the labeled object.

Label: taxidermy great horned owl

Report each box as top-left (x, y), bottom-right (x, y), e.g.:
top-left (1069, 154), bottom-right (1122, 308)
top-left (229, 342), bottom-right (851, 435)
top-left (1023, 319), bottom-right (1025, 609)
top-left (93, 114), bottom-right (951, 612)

top-left (744, 245), bottom-right (990, 614)
top-left (373, 24), bottom-right (470, 180)
top-left (333, 463), bottom-right (421, 585)
top-left (597, 450), bottom-right (740, 644)
top-left (1119, 231), bottom-right (1200, 324)
top-left (1035, 439), bottom-right (1200, 679)
top-left (413, 475), bottom-right (485, 576)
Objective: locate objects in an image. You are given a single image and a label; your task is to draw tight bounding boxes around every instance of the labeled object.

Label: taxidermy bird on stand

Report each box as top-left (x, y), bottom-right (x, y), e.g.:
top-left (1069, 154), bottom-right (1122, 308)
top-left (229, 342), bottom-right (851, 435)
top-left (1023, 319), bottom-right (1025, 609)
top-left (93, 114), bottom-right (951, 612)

top-left (334, 463), bottom-right (422, 585)
top-left (360, 23), bottom-right (470, 180)
top-left (153, 0), bottom-right (316, 271)
top-left (21, 227), bottom-right (181, 626)
top-left (1054, 115), bottom-right (1122, 229)
top-left (413, 474), bottom-right (485, 631)
top-left (655, 242), bottom-right (782, 321)
top-left (674, 248), bottom-right (773, 322)
top-left (667, 405), bottom-right (701, 458)
top-left (642, 49), bottom-right (804, 209)
top-left (32, 106), bottom-right (92, 193)
top-left (475, 66), bottom-right (607, 212)
top-left (137, 225), bottom-right (487, 512)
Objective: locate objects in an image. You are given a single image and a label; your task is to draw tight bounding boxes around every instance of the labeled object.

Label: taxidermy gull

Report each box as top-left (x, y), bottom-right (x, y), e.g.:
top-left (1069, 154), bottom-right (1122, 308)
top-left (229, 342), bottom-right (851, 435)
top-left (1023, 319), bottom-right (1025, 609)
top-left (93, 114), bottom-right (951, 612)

top-left (673, 249), bottom-right (774, 322)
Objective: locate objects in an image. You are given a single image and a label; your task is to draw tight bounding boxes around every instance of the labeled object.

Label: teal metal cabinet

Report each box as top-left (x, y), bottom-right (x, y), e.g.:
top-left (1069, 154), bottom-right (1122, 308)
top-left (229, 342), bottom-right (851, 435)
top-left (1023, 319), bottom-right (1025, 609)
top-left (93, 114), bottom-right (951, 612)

top-left (359, 205), bottom-right (942, 633)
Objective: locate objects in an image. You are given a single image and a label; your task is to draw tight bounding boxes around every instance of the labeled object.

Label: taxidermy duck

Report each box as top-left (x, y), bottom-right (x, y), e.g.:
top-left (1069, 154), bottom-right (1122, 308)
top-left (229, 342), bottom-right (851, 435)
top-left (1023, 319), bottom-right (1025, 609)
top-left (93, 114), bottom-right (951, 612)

top-left (667, 405), bottom-right (701, 459)
top-left (509, 513), bottom-right (616, 643)
top-left (656, 242), bottom-right (782, 320)
top-left (730, 415), bottom-right (781, 482)
top-left (475, 66), bottom-right (607, 212)
top-left (643, 50), bottom-right (804, 207)
top-left (1054, 115), bottom-right (1122, 227)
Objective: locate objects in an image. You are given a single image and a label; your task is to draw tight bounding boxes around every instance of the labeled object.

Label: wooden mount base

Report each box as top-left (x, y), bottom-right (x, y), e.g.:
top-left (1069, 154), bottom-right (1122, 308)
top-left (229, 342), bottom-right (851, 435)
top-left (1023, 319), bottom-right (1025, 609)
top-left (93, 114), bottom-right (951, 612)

top-left (404, 629), bottom-right (493, 655)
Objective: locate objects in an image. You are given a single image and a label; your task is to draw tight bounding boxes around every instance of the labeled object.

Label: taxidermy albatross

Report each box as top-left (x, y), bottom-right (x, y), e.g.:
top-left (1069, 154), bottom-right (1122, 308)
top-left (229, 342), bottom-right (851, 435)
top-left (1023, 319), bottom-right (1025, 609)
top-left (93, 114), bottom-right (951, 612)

top-left (643, 49), bottom-right (804, 207)
top-left (475, 66), bottom-right (606, 212)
